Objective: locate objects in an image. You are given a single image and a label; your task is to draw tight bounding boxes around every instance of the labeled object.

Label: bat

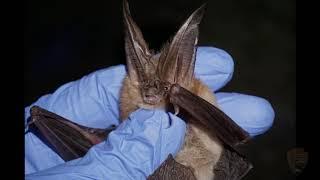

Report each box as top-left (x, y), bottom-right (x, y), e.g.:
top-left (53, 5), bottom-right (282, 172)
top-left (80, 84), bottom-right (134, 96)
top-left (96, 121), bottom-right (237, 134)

top-left (120, 1), bottom-right (251, 179)
top-left (27, 0), bottom-right (253, 179)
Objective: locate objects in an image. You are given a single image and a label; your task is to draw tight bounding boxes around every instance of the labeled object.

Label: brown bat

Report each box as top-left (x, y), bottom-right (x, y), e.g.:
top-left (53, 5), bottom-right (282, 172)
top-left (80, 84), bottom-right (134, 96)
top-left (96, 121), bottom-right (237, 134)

top-left (27, 0), bottom-right (253, 179)
top-left (119, 1), bottom-right (250, 179)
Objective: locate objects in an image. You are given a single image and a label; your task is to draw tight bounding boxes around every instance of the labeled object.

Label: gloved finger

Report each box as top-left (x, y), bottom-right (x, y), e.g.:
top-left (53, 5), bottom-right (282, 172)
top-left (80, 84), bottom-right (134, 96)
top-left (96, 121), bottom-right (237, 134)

top-left (26, 108), bottom-right (187, 180)
top-left (195, 46), bottom-right (234, 92)
top-left (25, 65), bottom-right (126, 130)
top-left (215, 92), bottom-right (275, 137)
top-left (116, 109), bottom-right (186, 172)
top-left (160, 112), bottom-right (186, 160)
top-left (25, 131), bottom-right (65, 174)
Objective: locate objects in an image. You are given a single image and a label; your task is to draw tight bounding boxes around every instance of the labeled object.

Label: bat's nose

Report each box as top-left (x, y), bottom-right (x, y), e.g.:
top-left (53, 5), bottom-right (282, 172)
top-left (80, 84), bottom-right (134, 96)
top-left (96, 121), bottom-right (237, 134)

top-left (146, 87), bottom-right (158, 94)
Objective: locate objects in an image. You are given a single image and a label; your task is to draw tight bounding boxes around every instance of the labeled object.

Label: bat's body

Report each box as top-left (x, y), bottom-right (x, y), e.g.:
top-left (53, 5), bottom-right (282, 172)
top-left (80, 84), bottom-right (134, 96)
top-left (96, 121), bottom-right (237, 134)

top-left (120, 55), bottom-right (223, 180)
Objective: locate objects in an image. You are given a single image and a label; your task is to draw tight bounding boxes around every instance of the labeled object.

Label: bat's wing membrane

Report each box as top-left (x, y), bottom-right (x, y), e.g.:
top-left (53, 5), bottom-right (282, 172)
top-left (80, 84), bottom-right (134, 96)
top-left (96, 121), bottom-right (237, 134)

top-left (28, 106), bottom-right (115, 161)
top-left (169, 84), bottom-right (250, 148)
top-left (214, 146), bottom-right (253, 180)
top-left (147, 154), bottom-right (197, 180)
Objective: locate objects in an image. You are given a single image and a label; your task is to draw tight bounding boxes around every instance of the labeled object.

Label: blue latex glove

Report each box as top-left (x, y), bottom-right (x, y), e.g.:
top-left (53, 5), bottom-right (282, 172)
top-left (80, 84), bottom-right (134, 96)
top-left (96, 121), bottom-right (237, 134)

top-left (25, 46), bottom-right (275, 179)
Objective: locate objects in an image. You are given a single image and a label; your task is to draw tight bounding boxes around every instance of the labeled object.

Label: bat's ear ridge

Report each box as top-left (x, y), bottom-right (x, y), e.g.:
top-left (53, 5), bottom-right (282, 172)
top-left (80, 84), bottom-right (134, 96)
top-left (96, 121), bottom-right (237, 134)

top-left (123, 0), bottom-right (133, 18)
top-left (123, 0), bottom-right (151, 83)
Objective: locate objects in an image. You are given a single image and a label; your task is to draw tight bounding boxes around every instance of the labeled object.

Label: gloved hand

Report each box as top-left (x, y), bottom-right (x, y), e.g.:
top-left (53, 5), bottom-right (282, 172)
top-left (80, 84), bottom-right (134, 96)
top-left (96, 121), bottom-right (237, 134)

top-left (25, 46), bottom-right (275, 179)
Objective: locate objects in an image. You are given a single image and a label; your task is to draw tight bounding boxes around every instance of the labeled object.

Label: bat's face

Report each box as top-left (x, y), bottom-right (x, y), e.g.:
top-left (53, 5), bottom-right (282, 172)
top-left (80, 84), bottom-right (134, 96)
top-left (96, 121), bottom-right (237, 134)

top-left (140, 77), bottom-right (171, 105)
top-left (123, 0), bottom-right (204, 105)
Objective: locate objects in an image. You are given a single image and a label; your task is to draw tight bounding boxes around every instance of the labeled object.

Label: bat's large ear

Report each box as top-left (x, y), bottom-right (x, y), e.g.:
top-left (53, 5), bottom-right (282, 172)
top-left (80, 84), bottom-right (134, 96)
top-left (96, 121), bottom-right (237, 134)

top-left (157, 4), bottom-right (206, 88)
top-left (123, 0), bottom-right (151, 83)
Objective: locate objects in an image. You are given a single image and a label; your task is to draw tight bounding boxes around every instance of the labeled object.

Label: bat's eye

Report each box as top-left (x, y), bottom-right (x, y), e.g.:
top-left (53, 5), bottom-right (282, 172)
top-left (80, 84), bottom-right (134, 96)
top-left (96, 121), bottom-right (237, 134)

top-left (164, 86), bottom-right (169, 91)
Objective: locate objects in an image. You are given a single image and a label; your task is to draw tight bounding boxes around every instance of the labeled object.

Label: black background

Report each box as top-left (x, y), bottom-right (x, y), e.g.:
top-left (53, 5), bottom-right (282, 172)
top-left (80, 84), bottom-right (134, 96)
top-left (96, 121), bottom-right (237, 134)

top-left (24, 0), bottom-right (297, 179)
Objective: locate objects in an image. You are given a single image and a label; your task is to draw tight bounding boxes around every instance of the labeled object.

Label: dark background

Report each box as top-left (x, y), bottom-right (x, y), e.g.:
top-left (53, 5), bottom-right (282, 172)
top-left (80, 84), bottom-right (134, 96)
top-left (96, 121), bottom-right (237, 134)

top-left (24, 0), bottom-right (296, 179)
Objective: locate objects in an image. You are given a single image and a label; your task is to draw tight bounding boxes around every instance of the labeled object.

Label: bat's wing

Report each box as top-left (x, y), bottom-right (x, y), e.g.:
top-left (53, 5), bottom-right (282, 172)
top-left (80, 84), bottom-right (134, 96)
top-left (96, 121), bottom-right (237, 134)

top-left (147, 154), bottom-right (196, 180)
top-left (214, 146), bottom-right (253, 180)
top-left (27, 106), bottom-right (115, 161)
top-left (169, 84), bottom-right (250, 148)
top-left (157, 4), bottom-right (205, 88)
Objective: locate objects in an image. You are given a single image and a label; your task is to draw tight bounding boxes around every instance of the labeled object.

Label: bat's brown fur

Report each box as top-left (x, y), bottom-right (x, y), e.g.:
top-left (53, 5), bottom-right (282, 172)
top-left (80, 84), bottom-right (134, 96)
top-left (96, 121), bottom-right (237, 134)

top-left (120, 75), bottom-right (223, 180)
top-left (175, 79), bottom-right (223, 180)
